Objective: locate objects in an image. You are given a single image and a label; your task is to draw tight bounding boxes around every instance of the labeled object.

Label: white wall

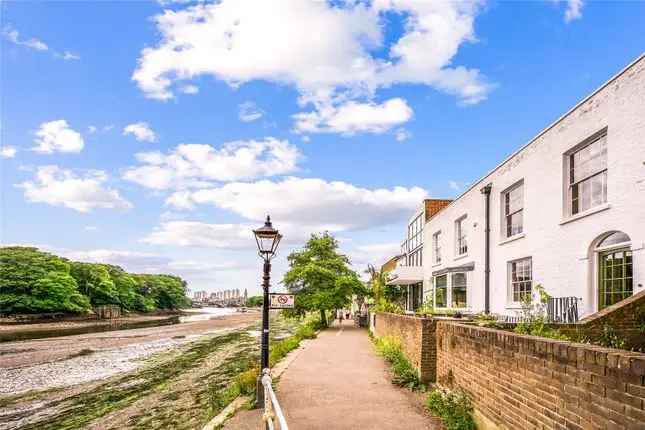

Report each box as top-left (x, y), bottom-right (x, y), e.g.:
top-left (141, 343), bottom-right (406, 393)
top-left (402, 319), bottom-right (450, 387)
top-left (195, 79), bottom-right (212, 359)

top-left (423, 55), bottom-right (645, 317)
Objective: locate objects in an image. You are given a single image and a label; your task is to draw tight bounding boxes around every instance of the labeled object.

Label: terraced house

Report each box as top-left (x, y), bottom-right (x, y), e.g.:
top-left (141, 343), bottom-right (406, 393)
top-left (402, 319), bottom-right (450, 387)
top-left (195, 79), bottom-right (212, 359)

top-left (389, 53), bottom-right (645, 319)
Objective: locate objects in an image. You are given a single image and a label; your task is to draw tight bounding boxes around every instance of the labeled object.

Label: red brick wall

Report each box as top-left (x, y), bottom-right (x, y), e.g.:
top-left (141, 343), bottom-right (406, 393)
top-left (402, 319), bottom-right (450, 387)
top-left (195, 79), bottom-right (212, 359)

top-left (558, 289), bottom-right (645, 351)
top-left (424, 199), bottom-right (452, 222)
top-left (436, 321), bottom-right (645, 430)
top-left (374, 312), bottom-right (436, 383)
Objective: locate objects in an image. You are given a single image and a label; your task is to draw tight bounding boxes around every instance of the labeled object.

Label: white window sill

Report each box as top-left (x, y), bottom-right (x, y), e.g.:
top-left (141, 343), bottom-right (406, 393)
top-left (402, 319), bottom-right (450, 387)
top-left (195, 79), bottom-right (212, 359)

top-left (454, 253), bottom-right (469, 261)
top-left (499, 233), bottom-right (525, 246)
top-left (432, 262), bottom-right (443, 268)
top-left (560, 203), bottom-right (610, 225)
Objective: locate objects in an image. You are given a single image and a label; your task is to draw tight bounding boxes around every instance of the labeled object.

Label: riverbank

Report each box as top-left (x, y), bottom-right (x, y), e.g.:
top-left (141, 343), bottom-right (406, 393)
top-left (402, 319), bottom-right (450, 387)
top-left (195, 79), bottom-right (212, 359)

top-left (0, 314), bottom-right (181, 342)
top-left (0, 310), bottom-right (300, 430)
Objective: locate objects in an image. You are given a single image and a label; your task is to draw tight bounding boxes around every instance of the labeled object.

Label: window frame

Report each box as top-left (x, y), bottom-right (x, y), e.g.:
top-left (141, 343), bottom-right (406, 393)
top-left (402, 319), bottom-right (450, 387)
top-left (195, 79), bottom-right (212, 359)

top-left (564, 130), bottom-right (608, 218)
top-left (455, 215), bottom-right (468, 257)
top-left (432, 231), bottom-right (442, 264)
top-left (501, 180), bottom-right (524, 239)
top-left (433, 272), bottom-right (468, 310)
top-left (507, 257), bottom-right (533, 305)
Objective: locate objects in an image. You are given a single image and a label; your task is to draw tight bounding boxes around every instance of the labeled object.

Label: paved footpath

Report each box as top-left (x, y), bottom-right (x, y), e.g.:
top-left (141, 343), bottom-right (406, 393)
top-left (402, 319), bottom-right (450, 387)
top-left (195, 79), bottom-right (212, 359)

top-left (223, 321), bottom-right (439, 430)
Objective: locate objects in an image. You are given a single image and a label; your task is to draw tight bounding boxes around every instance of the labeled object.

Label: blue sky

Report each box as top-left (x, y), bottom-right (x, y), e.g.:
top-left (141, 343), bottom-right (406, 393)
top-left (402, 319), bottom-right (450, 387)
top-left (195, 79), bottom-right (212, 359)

top-left (1, 0), bottom-right (644, 295)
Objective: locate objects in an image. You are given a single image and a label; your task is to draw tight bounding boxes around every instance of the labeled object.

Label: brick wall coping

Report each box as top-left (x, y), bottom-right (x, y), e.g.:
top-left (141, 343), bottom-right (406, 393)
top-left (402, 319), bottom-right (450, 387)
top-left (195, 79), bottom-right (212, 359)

top-left (577, 288), bottom-right (645, 325)
top-left (375, 312), bottom-right (466, 323)
top-left (438, 321), bottom-right (645, 375)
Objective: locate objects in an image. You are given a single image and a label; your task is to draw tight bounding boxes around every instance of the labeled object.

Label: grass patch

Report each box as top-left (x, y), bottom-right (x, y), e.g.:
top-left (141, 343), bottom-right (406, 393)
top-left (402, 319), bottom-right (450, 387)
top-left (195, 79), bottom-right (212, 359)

top-left (372, 336), bottom-right (422, 390)
top-left (426, 387), bottom-right (475, 430)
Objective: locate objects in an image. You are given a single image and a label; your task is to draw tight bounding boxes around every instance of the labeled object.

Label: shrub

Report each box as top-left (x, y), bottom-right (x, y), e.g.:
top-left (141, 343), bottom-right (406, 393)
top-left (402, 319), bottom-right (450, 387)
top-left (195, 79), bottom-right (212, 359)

top-left (373, 336), bottom-right (421, 389)
top-left (513, 317), bottom-right (569, 341)
top-left (596, 324), bottom-right (626, 349)
top-left (426, 387), bottom-right (476, 430)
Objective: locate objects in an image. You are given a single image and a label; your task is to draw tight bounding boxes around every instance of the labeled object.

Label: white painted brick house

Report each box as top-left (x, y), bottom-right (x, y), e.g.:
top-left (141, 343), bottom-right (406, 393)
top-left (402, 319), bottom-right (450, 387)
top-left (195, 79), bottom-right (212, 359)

top-left (391, 53), bottom-right (645, 318)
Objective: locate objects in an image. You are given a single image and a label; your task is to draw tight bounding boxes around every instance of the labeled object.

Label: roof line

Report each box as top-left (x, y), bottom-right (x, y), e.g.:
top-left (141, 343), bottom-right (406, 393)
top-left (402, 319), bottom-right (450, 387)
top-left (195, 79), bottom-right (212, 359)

top-left (432, 52), bottom-right (645, 216)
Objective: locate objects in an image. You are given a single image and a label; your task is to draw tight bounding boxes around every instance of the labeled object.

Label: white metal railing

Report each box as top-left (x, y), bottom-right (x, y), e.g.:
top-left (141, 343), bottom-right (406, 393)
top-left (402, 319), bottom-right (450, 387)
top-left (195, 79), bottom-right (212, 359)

top-left (261, 369), bottom-right (289, 430)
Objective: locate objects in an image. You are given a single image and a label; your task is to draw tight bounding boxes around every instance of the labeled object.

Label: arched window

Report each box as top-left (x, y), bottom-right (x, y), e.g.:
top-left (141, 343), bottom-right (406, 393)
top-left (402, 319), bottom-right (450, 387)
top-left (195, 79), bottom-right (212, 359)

top-left (596, 231), bottom-right (632, 309)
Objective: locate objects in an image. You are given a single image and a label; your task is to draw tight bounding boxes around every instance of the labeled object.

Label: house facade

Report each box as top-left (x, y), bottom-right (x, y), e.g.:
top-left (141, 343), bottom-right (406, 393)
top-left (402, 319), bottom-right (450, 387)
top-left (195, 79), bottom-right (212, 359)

top-left (390, 53), bottom-right (645, 318)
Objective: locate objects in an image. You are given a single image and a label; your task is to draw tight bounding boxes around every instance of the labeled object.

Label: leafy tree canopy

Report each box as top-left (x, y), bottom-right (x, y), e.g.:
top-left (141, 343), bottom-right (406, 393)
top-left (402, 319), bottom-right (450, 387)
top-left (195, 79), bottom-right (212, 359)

top-left (282, 232), bottom-right (366, 326)
top-left (0, 247), bottom-right (91, 314)
top-left (0, 247), bottom-right (190, 315)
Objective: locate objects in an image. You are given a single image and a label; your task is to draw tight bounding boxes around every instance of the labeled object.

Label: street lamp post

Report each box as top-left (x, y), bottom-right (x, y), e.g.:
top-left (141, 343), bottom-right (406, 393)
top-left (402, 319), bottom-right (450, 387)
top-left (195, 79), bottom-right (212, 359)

top-left (253, 215), bottom-right (282, 407)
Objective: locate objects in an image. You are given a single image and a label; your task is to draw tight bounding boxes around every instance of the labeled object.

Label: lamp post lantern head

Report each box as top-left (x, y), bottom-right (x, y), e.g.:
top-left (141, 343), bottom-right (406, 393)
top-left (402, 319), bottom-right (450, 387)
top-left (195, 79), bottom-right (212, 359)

top-left (253, 215), bottom-right (282, 261)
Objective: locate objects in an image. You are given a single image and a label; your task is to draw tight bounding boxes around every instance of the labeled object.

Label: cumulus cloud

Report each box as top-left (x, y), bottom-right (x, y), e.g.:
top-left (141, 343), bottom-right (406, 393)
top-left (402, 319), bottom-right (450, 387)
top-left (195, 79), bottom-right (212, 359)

top-left (32, 120), bottom-right (84, 153)
top-left (123, 137), bottom-right (301, 190)
top-left (133, 0), bottom-right (492, 133)
top-left (293, 98), bottom-right (412, 135)
top-left (123, 122), bottom-right (157, 143)
top-left (1, 146), bottom-right (17, 158)
top-left (142, 221), bottom-right (256, 248)
top-left (180, 84), bottom-right (199, 94)
top-left (166, 177), bottom-right (428, 232)
top-left (564, 0), bottom-right (583, 22)
top-left (347, 242), bottom-right (402, 268)
top-left (17, 165), bottom-right (133, 213)
top-left (395, 128), bottom-right (411, 142)
top-left (61, 51), bottom-right (81, 61)
top-left (2, 26), bottom-right (48, 51)
top-left (238, 102), bottom-right (264, 122)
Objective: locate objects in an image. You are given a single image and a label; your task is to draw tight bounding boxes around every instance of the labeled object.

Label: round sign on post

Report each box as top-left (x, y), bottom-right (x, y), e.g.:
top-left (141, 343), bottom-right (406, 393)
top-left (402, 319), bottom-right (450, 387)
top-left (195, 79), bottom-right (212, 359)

top-left (269, 293), bottom-right (295, 309)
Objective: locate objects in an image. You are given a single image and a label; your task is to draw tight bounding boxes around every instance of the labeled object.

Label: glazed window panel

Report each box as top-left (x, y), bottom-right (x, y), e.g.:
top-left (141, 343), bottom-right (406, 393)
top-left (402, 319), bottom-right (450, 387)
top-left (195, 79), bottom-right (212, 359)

top-left (599, 249), bottom-right (633, 309)
top-left (503, 182), bottom-right (524, 237)
top-left (451, 272), bottom-right (468, 308)
top-left (435, 275), bottom-right (447, 308)
top-left (455, 216), bottom-right (468, 255)
top-left (568, 133), bottom-right (607, 215)
top-left (433, 232), bottom-right (441, 264)
top-left (509, 257), bottom-right (532, 303)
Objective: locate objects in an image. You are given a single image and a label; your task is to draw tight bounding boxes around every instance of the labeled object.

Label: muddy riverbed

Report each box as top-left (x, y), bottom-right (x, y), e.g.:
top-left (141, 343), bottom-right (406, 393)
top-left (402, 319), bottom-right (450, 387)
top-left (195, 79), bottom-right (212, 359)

top-left (0, 310), bottom-right (288, 430)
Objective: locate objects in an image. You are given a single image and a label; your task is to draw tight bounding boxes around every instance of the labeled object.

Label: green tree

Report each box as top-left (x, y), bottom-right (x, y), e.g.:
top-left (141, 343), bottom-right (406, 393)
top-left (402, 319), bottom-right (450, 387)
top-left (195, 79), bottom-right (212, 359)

top-left (70, 262), bottom-right (120, 306)
top-left (0, 247), bottom-right (91, 314)
top-left (282, 232), bottom-right (365, 327)
top-left (134, 274), bottom-right (191, 310)
top-left (246, 295), bottom-right (263, 307)
top-left (105, 265), bottom-right (153, 312)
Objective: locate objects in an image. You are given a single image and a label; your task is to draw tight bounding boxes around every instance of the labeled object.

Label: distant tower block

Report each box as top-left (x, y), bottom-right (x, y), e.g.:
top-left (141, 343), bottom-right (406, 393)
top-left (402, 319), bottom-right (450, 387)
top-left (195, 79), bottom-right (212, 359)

top-left (244, 288), bottom-right (248, 299)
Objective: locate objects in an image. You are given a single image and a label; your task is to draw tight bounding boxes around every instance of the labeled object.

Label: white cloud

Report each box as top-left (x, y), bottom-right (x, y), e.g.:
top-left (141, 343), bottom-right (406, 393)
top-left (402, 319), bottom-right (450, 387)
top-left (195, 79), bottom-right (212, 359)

top-left (238, 102), bottom-right (264, 122)
top-left (61, 51), bottom-right (81, 61)
top-left (347, 242), bottom-right (401, 269)
top-left (395, 128), bottom-right (411, 142)
top-left (123, 137), bottom-right (301, 190)
top-left (180, 84), bottom-right (199, 94)
top-left (448, 180), bottom-right (460, 191)
top-left (2, 26), bottom-right (48, 51)
top-left (88, 125), bottom-right (98, 134)
top-left (33, 120), bottom-right (84, 153)
top-left (133, 0), bottom-right (492, 133)
top-left (1, 146), bottom-right (17, 158)
top-left (166, 177), bottom-right (428, 232)
top-left (142, 221), bottom-right (256, 248)
top-left (564, 0), bottom-right (583, 22)
top-left (84, 226), bottom-right (99, 231)
top-left (17, 165), bottom-right (133, 213)
top-left (293, 98), bottom-right (412, 135)
top-left (123, 122), bottom-right (157, 143)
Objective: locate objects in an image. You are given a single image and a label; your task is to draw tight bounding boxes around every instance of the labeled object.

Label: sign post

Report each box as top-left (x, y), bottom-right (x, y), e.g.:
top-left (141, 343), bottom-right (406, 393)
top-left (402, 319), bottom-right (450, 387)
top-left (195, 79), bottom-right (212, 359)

top-left (269, 293), bottom-right (295, 309)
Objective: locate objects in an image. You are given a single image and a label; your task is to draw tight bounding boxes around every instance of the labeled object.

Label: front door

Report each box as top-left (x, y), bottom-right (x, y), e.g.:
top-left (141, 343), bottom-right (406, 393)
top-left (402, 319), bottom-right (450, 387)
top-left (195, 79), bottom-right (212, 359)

top-left (598, 248), bottom-right (633, 310)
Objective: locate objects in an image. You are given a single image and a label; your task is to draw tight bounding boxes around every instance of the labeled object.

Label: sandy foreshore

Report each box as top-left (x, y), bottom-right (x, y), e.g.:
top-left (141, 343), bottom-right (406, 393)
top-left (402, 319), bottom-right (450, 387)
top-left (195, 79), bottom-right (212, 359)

top-left (0, 310), bottom-right (260, 394)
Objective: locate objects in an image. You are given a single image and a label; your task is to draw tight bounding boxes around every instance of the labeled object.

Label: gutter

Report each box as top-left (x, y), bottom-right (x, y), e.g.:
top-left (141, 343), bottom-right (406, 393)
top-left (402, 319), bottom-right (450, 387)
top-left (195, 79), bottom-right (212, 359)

top-left (480, 184), bottom-right (492, 314)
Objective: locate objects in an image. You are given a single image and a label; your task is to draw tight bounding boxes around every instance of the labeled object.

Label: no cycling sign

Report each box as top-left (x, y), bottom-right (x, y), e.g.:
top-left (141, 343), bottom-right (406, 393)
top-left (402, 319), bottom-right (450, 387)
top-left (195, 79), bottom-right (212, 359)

top-left (269, 293), bottom-right (295, 309)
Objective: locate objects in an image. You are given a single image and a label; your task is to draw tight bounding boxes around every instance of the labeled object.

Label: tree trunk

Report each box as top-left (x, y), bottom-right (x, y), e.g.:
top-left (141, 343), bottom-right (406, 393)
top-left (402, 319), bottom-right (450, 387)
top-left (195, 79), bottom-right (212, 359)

top-left (320, 309), bottom-right (327, 327)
